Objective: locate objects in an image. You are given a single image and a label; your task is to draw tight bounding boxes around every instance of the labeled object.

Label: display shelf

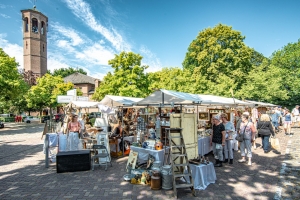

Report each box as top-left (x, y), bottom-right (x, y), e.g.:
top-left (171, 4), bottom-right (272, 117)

top-left (139, 113), bottom-right (156, 116)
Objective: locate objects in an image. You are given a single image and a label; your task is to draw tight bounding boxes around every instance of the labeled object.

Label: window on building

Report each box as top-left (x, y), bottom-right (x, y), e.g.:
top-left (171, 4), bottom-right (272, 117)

top-left (26, 41), bottom-right (28, 49)
top-left (32, 18), bottom-right (38, 33)
top-left (24, 17), bottom-right (29, 32)
top-left (41, 21), bottom-right (45, 35)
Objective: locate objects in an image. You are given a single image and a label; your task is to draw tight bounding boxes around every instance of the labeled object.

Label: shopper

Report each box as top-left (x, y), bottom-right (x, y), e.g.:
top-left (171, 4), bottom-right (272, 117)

top-left (235, 110), bottom-right (242, 134)
top-left (210, 115), bottom-right (226, 167)
top-left (238, 113), bottom-right (256, 166)
top-left (284, 109), bottom-right (292, 135)
top-left (67, 115), bottom-right (81, 137)
top-left (271, 107), bottom-right (281, 132)
top-left (221, 113), bottom-right (235, 164)
top-left (257, 114), bottom-right (275, 153)
top-left (111, 120), bottom-right (123, 137)
top-left (292, 105), bottom-right (300, 127)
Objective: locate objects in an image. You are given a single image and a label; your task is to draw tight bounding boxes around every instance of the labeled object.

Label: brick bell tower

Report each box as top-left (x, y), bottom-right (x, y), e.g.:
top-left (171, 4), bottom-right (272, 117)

top-left (21, 5), bottom-right (48, 77)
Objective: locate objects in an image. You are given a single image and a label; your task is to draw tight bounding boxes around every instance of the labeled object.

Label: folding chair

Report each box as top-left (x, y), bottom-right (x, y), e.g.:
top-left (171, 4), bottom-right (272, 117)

top-left (91, 144), bottom-right (112, 170)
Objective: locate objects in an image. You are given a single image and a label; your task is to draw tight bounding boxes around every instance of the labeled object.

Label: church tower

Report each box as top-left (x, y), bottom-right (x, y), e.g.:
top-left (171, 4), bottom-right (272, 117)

top-left (21, 6), bottom-right (48, 77)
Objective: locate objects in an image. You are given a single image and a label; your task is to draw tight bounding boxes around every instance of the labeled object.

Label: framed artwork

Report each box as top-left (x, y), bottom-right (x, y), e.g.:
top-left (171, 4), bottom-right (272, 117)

top-left (126, 150), bottom-right (138, 172)
top-left (186, 108), bottom-right (195, 113)
top-left (198, 112), bottom-right (209, 121)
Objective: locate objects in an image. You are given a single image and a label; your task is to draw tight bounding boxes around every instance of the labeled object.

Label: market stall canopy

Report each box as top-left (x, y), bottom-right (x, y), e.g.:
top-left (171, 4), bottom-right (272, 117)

top-left (244, 100), bottom-right (277, 107)
top-left (99, 95), bottom-right (144, 107)
top-left (135, 89), bottom-right (253, 106)
top-left (135, 90), bottom-right (201, 105)
top-left (197, 94), bottom-right (253, 106)
top-left (67, 100), bottom-right (101, 108)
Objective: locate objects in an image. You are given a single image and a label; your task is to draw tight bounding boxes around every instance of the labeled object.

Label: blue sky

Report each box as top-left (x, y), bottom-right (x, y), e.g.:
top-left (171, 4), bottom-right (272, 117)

top-left (0, 0), bottom-right (300, 79)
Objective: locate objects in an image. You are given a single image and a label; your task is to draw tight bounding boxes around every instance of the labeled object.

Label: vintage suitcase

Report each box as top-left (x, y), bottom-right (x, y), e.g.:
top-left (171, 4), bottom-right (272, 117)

top-left (56, 150), bottom-right (91, 173)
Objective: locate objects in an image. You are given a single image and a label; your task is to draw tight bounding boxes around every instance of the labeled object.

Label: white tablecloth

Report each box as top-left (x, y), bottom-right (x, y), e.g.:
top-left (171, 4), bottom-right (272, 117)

top-left (198, 136), bottom-right (212, 156)
top-left (110, 136), bottom-right (134, 152)
top-left (130, 146), bottom-right (167, 164)
top-left (186, 163), bottom-right (217, 190)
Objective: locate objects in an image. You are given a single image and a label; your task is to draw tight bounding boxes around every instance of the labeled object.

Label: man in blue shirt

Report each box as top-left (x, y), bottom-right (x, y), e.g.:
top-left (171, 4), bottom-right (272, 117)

top-left (271, 107), bottom-right (281, 132)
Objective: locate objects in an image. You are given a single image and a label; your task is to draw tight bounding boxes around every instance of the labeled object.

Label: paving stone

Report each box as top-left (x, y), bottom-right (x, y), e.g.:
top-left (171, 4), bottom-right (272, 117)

top-left (1, 123), bottom-right (300, 200)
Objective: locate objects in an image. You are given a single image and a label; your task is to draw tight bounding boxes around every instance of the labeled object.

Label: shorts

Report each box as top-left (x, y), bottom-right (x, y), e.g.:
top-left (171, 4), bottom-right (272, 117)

top-left (292, 115), bottom-right (300, 122)
top-left (284, 121), bottom-right (292, 125)
top-left (284, 121), bottom-right (292, 129)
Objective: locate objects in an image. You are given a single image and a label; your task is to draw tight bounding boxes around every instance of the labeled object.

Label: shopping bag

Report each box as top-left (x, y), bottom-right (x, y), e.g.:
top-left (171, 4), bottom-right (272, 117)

top-left (270, 136), bottom-right (281, 151)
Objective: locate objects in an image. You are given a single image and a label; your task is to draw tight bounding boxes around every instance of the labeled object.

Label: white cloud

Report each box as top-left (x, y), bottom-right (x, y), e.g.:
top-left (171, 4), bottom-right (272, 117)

top-left (56, 39), bottom-right (76, 52)
top-left (139, 45), bottom-right (163, 73)
top-left (51, 23), bottom-right (84, 46)
top-left (47, 55), bottom-right (72, 72)
top-left (75, 43), bottom-right (115, 65)
top-left (89, 72), bottom-right (107, 80)
top-left (63, 0), bottom-right (131, 52)
top-left (0, 14), bottom-right (10, 18)
top-left (0, 34), bottom-right (23, 68)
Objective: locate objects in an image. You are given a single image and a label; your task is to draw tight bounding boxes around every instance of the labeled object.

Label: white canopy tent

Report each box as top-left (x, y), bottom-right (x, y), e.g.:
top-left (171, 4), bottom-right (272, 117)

top-left (244, 100), bottom-right (277, 107)
top-left (135, 89), bottom-right (253, 106)
top-left (99, 95), bottom-right (144, 107)
top-left (67, 100), bottom-right (101, 108)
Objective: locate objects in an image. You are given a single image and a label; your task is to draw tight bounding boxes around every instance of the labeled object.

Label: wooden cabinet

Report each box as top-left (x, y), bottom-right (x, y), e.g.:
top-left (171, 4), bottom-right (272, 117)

top-left (162, 113), bottom-right (198, 159)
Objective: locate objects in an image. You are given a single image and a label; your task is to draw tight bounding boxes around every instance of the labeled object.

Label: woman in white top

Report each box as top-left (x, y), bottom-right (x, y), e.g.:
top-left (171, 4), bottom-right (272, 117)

top-left (238, 113), bottom-right (256, 166)
top-left (221, 113), bottom-right (235, 164)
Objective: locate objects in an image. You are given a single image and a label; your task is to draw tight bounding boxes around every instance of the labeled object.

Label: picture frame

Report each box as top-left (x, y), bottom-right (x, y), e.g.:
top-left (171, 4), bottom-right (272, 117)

top-left (198, 112), bottom-right (209, 121)
top-left (126, 150), bottom-right (138, 172)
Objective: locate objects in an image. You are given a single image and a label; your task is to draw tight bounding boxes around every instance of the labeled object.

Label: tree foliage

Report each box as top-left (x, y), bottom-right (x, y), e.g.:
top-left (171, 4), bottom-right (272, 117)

top-left (92, 51), bottom-right (150, 100)
top-left (270, 39), bottom-right (300, 106)
top-left (26, 74), bottom-right (74, 111)
top-left (0, 48), bottom-right (27, 102)
top-left (235, 59), bottom-right (289, 102)
top-left (48, 67), bottom-right (87, 78)
top-left (148, 67), bottom-right (193, 93)
top-left (182, 24), bottom-right (265, 96)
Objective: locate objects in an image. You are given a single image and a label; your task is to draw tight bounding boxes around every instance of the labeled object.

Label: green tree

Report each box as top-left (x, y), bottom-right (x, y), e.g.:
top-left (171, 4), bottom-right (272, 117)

top-left (48, 67), bottom-right (87, 78)
top-left (26, 74), bottom-right (75, 116)
top-left (182, 24), bottom-right (265, 96)
top-left (235, 59), bottom-right (289, 103)
top-left (92, 51), bottom-right (150, 100)
top-left (0, 48), bottom-right (27, 104)
top-left (148, 67), bottom-right (193, 93)
top-left (270, 39), bottom-right (300, 106)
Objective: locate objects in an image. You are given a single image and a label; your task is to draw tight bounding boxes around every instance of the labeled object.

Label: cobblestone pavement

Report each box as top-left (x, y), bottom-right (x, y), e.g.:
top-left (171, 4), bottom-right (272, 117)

top-left (274, 127), bottom-right (300, 200)
top-left (0, 122), bottom-right (299, 200)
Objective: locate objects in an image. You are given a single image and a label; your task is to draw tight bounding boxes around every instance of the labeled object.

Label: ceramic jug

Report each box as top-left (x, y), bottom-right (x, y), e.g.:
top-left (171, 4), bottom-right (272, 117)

top-left (155, 140), bottom-right (163, 150)
top-left (150, 170), bottom-right (161, 190)
top-left (142, 141), bottom-right (149, 148)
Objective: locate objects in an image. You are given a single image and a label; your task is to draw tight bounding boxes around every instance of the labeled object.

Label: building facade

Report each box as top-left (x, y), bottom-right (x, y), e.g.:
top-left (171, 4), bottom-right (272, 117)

top-left (64, 72), bottom-right (101, 101)
top-left (21, 7), bottom-right (48, 77)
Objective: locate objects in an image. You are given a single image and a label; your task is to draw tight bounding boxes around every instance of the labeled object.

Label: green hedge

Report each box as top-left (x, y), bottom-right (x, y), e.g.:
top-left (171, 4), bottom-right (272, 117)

top-left (0, 117), bottom-right (15, 122)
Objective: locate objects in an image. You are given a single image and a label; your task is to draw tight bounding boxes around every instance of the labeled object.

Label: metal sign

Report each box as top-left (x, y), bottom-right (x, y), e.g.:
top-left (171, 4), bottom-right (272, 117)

top-left (57, 95), bottom-right (74, 103)
top-left (76, 96), bottom-right (89, 101)
top-left (67, 89), bottom-right (77, 96)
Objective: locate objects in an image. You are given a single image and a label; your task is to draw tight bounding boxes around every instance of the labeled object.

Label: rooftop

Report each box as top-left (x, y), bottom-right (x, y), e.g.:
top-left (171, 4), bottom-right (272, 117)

top-left (64, 72), bottom-right (98, 85)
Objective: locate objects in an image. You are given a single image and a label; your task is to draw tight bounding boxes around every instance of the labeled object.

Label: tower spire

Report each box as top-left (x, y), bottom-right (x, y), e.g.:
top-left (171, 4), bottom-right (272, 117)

top-left (33, 0), bottom-right (37, 10)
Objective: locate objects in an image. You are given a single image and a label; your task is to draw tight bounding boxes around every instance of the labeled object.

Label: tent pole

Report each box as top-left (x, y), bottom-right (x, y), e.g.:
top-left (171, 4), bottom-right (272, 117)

top-left (122, 106), bottom-right (124, 157)
top-left (197, 104), bottom-right (199, 127)
top-left (162, 92), bottom-right (164, 107)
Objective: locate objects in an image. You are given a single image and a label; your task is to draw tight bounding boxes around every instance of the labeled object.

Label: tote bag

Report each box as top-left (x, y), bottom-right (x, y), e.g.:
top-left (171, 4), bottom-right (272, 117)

top-left (270, 136), bottom-right (281, 151)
